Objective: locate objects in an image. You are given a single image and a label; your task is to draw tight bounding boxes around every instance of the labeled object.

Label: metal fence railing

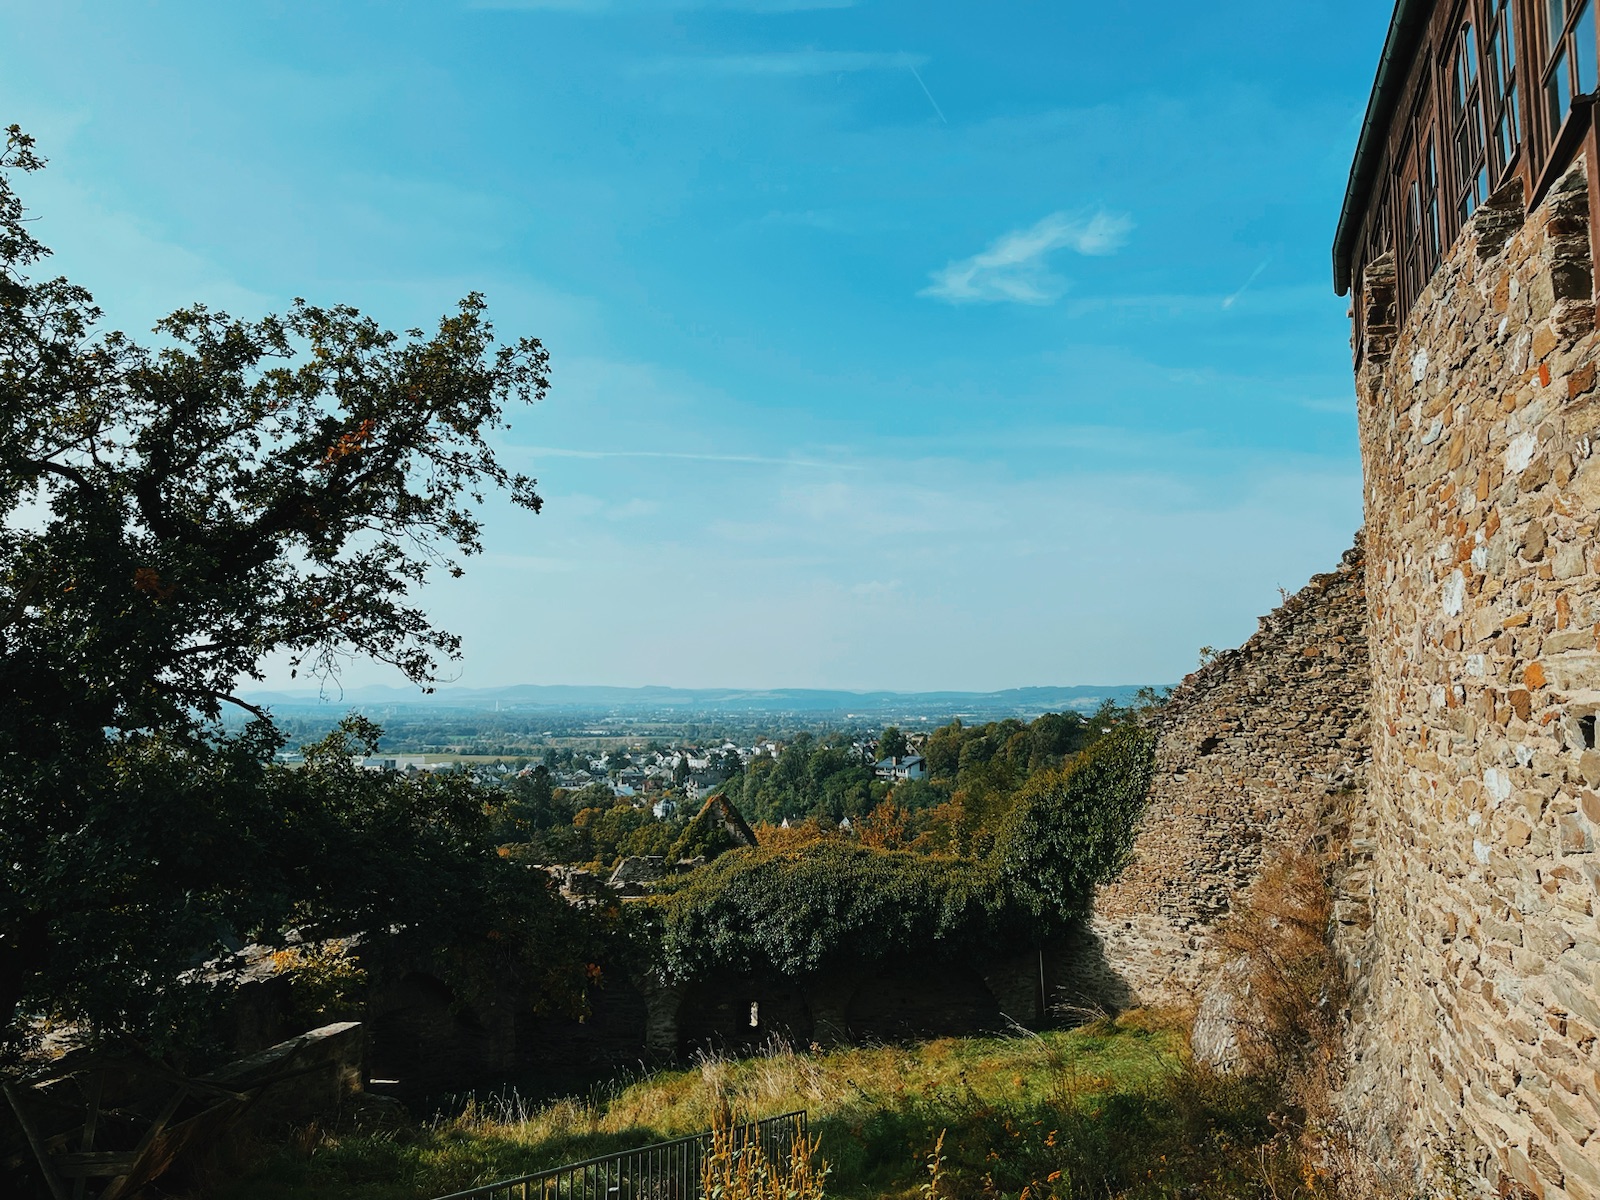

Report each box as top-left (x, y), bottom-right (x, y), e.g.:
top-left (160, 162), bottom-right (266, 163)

top-left (430, 1110), bottom-right (809, 1200)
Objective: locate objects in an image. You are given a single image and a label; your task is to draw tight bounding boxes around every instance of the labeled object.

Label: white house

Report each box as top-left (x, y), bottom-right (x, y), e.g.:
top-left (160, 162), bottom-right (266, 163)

top-left (875, 755), bottom-right (927, 782)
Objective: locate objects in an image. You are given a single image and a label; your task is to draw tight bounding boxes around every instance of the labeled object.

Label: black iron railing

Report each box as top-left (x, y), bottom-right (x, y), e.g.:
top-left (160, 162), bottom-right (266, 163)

top-left (430, 1110), bottom-right (808, 1200)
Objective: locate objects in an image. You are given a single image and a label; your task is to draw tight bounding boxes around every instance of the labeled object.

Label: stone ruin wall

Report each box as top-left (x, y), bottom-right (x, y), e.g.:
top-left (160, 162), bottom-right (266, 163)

top-left (1346, 157), bottom-right (1600, 1200)
top-left (1072, 541), bottom-right (1370, 1009)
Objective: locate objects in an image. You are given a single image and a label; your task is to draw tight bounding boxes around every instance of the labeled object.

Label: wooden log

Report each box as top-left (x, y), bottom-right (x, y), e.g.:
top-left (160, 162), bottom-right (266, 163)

top-left (55, 1151), bottom-right (138, 1178)
top-left (1, 1079), bottom-right (72, 1200)
top-left (97, 1085), bottom-right (187, 1200)
top-left (71, 1069), bottom-right (105, 1200)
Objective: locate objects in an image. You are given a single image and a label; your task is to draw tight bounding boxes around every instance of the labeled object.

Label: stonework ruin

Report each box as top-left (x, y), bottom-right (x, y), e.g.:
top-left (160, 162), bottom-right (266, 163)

top-left (1073, 544), bottom-right (1370, 1008)
top-left (1088, 2), bottom-right (1600, 1192)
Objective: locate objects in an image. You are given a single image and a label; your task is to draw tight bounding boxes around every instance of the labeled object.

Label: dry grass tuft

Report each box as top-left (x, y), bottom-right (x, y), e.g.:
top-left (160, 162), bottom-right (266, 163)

top-left (1201, 843), bottom-right (1434, 1200)
top-left (700, 1095), bottom-right (827, 1200)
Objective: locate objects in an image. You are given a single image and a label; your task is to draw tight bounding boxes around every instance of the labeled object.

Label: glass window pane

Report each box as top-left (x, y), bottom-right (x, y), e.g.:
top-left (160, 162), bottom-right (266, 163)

top-left (1548, 48), bottom-right (1571, 125)
top-left (1425, 138), bottom-right (1440, 259)
top-left (1496, 88), bottom-right (1520, 164)
top-left (1576, 0), bottom-right (1596, 92)
top-left (1551, 0), bottom-right (1568, 48)
top-left (1487, 4), bottom-right (1520, 174)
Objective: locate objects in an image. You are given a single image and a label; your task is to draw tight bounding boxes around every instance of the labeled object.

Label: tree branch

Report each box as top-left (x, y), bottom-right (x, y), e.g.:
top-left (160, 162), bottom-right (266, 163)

top-left (2, 568), bottom-right (44, 630)
top-left (208, 691), bottom-right (270, 722)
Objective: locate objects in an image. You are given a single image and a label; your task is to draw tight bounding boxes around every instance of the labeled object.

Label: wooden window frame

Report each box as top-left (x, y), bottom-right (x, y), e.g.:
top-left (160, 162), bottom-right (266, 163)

top-left (1483, 0), bottom-right (1525, 183)
top-left (1451, 17), bottom-right (1492, 224)
top-left (1538, 0), bottom-right (1598, 142)
top-left (1398, 131), bottom-right (1428, 311)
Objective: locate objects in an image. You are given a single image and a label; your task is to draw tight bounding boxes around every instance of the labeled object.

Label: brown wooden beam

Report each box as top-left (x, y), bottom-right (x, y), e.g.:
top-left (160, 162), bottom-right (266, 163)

top-left (2, 1080), bottom-right (72, 1200)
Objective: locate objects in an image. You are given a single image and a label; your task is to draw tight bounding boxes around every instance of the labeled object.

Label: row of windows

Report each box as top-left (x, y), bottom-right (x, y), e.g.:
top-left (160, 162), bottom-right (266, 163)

top-left (1366, 0), bottom-right (1599, 314)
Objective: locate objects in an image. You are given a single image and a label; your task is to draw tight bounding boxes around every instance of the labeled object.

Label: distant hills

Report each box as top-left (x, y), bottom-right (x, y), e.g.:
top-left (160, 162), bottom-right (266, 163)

top-left (240, 683), bottom-right (1155, 719)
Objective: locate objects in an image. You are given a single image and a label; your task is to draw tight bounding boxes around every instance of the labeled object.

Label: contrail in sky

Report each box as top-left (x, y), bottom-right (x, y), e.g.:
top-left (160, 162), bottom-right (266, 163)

top-left (1222, 258), bottom-right (1272, 309)
top-left (910, 66), bottom-right (948, 125)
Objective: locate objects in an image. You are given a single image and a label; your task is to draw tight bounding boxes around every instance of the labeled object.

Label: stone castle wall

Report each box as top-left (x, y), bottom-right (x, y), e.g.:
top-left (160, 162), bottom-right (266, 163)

top-left (1082, 154), bottom-right (1600, 1200)
top-left (1344, 157), bottom-right (1600, 1200)
top-left (1073, 543), bottom-right (1370, 1008)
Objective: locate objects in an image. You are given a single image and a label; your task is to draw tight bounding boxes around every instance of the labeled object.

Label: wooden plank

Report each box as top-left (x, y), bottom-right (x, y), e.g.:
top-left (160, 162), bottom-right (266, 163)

top-left (2, 1079), bottom-right (72, 1200)
top-left (131, 1098), bottom-right (250, 1187)
top-left (97, 1085), bottom-right (187, 1200)
top-left (56, 1152), bottom-right (138, 1178)
top-left (71, 1069), bottom-right (105, 1200)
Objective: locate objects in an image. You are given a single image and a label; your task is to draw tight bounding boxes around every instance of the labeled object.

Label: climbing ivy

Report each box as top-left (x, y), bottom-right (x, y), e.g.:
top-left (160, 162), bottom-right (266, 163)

top-left (649, 724), bottom-right (1156, 982)
top-left (653, 842), bottom-right (1010, 981)
top-left (991, 724), bottom-right (1158, 936)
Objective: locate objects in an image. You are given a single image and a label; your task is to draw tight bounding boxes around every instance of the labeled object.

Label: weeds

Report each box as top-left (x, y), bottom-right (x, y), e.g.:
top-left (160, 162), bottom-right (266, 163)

top-left (920, 1130), bottom-right (947, 1200)
top-left (701, 1097), bottom-right (827, 1200)
top-left (1194, 843), bottom-right (1427, 1200)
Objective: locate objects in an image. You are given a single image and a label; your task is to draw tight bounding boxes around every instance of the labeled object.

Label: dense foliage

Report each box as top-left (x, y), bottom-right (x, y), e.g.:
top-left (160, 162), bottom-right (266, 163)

top-left (994, 725), bottom-right (1158, 932)
top-left (654, 840), bottom-right (1010, 980)
top-left (707, 708), bottom-right (1121, 848)
top-left (901, 708), bottom-right (1111, 856)
top-left (717, 731), bottom-right (885, 825)
top-left (652, 725), bottom-right (1156, 983)
top-left (0, 129), bottom-right (580, 1050)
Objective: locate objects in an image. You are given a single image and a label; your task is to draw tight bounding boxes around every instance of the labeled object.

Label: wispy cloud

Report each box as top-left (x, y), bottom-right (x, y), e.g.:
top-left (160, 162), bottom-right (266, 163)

top-left (648, 50), bottom-right (926, 76)
top-left (469, 0), bottom-right (853, 11)
top-left (920, 211), bottom-right (1134, 305)
top-left (528, 446), bottom-right (859, 469)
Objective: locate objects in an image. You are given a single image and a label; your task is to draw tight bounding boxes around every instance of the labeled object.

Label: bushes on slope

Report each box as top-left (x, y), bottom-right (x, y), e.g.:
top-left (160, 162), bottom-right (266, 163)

top-left (650, 725), bottom-right (1158, 983)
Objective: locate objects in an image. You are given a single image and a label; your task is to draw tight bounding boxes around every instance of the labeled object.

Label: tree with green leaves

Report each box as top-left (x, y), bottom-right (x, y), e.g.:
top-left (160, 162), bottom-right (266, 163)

top-left (0, 127), bottom-right (580, 1050)
top-left (877, 725), bottom-right (909, 762)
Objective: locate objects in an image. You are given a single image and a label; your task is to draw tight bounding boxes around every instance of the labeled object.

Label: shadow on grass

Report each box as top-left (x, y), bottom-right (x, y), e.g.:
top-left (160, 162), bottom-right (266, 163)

top-left (213, 1017), bottom-right (1317, 1200)
top-left (804, 1043), bottom-right (1289, 1200)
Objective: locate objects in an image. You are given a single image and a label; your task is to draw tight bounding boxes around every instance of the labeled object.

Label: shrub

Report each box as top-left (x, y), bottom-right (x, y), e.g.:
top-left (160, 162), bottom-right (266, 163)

top-left (1208, 848), bottom-right (1343, 1078)
top-left (654, 842), bottom-right (1014, 982)
top-left (990, 724), bottom-right (1157, 933)
top-left (652, 728), bottom-right (1158, 984)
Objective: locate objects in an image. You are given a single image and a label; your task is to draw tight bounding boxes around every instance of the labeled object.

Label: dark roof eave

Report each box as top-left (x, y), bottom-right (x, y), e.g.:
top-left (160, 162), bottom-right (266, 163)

top-left (1332, 0), bottom-right (1434, 296)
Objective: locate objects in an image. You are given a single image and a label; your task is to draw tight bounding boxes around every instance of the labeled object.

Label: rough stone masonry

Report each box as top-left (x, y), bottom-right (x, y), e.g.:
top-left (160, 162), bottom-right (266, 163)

top-left (1075, 540), bottom-right (1369, 1009)
top-left (1085, 157), bottom-right (1600, 1200)
top-left (1345, 158), bottom-right (1600, 1200)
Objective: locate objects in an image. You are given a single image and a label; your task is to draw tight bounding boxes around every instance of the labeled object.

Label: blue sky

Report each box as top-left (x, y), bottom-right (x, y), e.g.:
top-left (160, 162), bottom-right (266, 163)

top-left (4, 0), bottom-right (1391, 692)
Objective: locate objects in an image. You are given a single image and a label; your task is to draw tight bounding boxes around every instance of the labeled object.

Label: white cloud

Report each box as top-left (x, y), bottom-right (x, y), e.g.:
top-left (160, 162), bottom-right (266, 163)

top-left (920, 210), bottom-right (1134, 305)
top-left (406, 450), bottom-right (1360, 692)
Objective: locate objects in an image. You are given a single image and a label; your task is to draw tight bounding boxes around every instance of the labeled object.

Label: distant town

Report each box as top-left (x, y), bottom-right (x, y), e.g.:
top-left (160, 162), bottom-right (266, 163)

top-left (293, 734), bottom-right (929, 814)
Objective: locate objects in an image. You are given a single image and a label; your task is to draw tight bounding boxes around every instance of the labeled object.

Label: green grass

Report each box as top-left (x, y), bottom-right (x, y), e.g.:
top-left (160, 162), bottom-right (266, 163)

top-left (215, 1013), bottom-right (1307, 1200)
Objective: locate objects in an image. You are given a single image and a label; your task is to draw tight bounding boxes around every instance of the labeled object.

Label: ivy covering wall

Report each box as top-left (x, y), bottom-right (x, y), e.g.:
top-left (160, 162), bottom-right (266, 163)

top-left (645, 725), bottom-right (1156, 983)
